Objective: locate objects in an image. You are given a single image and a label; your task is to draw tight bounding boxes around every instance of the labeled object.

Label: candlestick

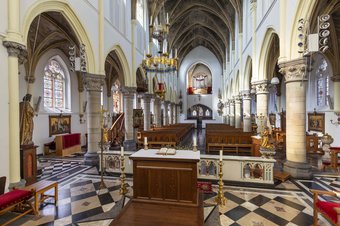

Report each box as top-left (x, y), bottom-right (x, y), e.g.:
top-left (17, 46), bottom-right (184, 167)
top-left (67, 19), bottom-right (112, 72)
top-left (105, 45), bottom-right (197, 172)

top-left (120, 155), bottom-right (128, 195)
top-left (215, 160), bottom-right (227, 206)
top-left (121, 146), bottom-right (124, 157)
top-left (144, 137), bottom-right (148, 150)
top-left (219, 150), bottom-right (223, 161)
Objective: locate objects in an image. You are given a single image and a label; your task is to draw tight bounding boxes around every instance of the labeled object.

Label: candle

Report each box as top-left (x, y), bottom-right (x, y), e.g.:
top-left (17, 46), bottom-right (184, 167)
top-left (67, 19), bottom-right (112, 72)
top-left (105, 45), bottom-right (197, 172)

top-left (166, 13), bottom-right (169, 24)
top-left (149, 16), bottom-right (153, 26)
top-left (219, 150), bottom-right (223, 161)
top-left (121, 146), bottom-right (124, 157)
top-left (174, 48), bottom-right (178, 58)
top-left (193, 137), bottom-right (197, 146)
top-left (144, 137), bottom-right (148, 145)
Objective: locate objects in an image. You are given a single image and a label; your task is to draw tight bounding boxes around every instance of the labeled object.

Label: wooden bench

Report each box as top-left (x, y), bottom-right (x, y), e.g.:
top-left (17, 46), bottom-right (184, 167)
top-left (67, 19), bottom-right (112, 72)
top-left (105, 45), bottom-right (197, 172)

top-left (0, 188), bottom-right (36, 225)
top-left (24, 180), bottom-right (58, 214)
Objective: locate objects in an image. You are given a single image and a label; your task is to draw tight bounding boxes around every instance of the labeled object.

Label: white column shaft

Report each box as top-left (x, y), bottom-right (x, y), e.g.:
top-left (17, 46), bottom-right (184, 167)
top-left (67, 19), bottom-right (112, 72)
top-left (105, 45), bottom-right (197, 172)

top-left (86, 91), bottom-right (101, 154)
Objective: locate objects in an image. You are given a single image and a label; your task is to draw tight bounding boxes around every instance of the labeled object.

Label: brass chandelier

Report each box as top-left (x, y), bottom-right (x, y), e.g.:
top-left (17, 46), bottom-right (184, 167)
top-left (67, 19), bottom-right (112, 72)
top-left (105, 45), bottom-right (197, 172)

top-left (143, 14), bottom-right (178, 99)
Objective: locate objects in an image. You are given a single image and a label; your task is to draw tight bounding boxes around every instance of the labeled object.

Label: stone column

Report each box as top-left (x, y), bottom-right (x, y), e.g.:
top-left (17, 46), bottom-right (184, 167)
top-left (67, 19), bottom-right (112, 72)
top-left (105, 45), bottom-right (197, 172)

top-left (229, 99), bottom-right (235, 126)
top-left (122, 87), bottom-right (137, 151)
top-left (143, 94), bottom-right (153, 131)
top-left (242, 91), bottom-right (252, 132)
top-left (84, 73), bottom-right (105, 166)
top-left (254, 80), bottom-right (269, 133)
top-left (153, 97), bottom-right (161, 127)
top-left (163, 101), bottom-right (170, 125)
top-left (174, 103), bottom-right (178, 124)
top-left (169, 102), bottom-right (174, 125)
top-left (225, 101), bottom-right (230, 125)
top-left (235, 95), bottom-right (242, 128)
top-left (3, 41), bottom-right (26, 187)
top-left (279, 58), bottom-right (311, 178)
top-left (332, 75), bottom-right (340, 112)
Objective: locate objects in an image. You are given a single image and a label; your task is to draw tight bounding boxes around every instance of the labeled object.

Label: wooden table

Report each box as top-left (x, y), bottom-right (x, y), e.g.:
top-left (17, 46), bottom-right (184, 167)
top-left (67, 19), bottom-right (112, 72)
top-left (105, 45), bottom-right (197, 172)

top-left (24, 180), bottom-right (58, 213)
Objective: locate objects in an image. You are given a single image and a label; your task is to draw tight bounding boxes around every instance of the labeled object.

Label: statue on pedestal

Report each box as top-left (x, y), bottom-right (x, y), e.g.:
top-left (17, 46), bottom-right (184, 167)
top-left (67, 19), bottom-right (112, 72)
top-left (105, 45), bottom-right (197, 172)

top-left (260, 126), bottom-right (275, 158)
top-left (20, 94), bottom-right (35, 146)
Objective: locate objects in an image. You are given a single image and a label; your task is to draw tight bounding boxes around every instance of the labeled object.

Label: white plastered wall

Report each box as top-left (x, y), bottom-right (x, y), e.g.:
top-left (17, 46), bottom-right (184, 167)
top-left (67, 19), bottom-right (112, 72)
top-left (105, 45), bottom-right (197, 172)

top-left (178, 46), bottom-right (223, 127)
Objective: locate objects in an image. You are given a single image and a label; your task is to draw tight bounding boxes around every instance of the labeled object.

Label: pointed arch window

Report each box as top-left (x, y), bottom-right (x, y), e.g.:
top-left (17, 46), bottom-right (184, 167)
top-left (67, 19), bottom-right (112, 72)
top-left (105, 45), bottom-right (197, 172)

top-left (44, 60), bottom-right (65, 109)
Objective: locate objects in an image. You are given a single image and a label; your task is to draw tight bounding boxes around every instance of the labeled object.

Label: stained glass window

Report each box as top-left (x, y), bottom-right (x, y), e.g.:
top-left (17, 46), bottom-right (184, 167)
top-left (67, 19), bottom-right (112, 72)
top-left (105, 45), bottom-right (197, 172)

top-left (316, 59), bottom-right (329, 107)
top-left (44, 60), bottom-right (65, 109)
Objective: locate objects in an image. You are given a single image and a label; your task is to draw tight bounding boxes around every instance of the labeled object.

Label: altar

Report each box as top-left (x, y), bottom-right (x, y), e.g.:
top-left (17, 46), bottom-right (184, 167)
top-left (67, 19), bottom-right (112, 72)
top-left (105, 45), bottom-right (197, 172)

top-left (129, 149), bottom-right (201, 206)
top-left (111, 149), bottom-right (203, 226)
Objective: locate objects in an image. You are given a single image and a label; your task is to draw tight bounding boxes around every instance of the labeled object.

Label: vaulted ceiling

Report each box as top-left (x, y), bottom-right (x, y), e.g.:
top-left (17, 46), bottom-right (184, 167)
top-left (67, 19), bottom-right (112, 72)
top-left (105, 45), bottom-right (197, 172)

top-left (148, 0), bottom-right (243, 65)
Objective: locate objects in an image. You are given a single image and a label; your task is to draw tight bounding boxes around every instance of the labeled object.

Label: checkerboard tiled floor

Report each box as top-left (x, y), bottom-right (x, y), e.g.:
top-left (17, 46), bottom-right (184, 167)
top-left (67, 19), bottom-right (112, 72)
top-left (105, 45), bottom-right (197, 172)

top-left (1, 159), bottom-right (338, 226)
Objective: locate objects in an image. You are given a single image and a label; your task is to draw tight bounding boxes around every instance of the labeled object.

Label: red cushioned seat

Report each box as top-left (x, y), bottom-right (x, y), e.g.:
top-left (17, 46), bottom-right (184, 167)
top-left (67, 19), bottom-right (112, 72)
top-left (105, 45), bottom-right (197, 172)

top-left (0, 189), bottom-right (32, 210)
top-left (317, 201), bottom-right (340, 223)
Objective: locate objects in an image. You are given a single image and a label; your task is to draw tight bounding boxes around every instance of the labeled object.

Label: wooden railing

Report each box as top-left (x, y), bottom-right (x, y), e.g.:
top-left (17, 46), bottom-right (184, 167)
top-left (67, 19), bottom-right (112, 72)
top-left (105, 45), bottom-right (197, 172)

top-left (109, 113), bottom-right (125, 147)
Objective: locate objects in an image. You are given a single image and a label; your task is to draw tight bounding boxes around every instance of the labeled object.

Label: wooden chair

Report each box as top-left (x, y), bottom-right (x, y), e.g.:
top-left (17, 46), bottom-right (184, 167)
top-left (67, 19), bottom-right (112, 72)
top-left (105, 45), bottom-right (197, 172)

top-left (0, 176), bottom-right (6, 195)
top-left (310, 189), bottom-right (340, 225)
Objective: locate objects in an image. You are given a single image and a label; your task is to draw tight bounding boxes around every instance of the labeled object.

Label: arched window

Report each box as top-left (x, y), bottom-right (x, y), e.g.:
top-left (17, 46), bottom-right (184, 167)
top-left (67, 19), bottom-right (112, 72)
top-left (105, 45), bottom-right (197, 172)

top-left (136, 0), bottom-right (144, 25)
top-left (316, 59), bottom-right (329, 107)
top-left (44, 59), bottom-right (66, 109)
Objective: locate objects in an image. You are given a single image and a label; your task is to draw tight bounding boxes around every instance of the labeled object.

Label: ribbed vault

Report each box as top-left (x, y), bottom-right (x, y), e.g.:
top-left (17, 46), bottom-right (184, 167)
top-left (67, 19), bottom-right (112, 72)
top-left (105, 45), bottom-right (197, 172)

top-left (148, 0), bottom-right (242, 65)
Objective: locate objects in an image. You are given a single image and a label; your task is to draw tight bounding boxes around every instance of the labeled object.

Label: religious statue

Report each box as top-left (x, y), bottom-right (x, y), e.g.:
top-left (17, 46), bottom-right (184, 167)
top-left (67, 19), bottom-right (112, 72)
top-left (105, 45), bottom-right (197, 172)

top-left (260, 127), bottom-right (273, 149)
top-left (19, 94), bottom-right (35, 146)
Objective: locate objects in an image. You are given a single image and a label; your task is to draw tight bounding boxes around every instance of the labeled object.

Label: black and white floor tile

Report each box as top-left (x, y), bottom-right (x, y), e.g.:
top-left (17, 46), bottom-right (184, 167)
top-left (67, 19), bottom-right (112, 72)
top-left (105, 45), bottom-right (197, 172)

top-left (1, 158), bottom-right (338, 226)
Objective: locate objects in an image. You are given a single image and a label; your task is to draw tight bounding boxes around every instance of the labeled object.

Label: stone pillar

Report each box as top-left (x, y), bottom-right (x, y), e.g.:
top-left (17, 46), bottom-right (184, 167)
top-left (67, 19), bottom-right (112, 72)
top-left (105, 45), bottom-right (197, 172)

top-left (153, 97), bottom-right (161, 127)
top-left (163, 101), bottom-right (170, 125)
top-left (122, 87), bottom-right (137, 151)
top-left (254, 81), bottom-right (269, 133)
top-left (242, 91), bottom-right (252, 132)
top-left (225, 101), bottom-right (230, 125)
top-left (279, 58), bottom-right (311, 178)
top-left (174, 103), bottom-right (178, 124)
top-left (84, 73), bottom-right (105, 166)
top-left (229, 99), bottom-right (235, 126)
top-left (3, 41), bottom-right (26, 187)
top-left (143, 94), bottom-right (153, 131)
top-left (235, 95), bottom-right (242, 128)
top-left (332, 75), bottom-right (340, 112)
top-left (169, 102), bottom-right (174, 125)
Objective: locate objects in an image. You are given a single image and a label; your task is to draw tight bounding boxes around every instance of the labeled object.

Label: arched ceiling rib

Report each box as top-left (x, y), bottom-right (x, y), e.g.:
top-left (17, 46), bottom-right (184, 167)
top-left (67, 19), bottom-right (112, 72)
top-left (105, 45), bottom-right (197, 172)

top-left (148, 0), bottom-right (242, 65)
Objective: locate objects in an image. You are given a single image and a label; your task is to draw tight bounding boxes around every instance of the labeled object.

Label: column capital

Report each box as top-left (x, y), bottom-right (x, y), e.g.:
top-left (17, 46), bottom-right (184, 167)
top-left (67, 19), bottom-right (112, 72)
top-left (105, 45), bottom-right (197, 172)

top-left (279, 57), bottom-right (309, 83)
top-left (241, 90), bottom-right (251, 100)
top-left (250, 0), bottom-right (257, 11)
top-left (122, 86), bottom-right (137, 95)
top-left (84, 73), bottom-right (105, 92)
top-left (3, 41), bottom-right (26, 58)
top-left (331, 74), bottom-right (340, 82)
top-left (24, 75), bottom-right (35, 84)
top-left (143, 93), bottom-right (154, 102)
top-left (252, 80), bottom-right (269, 94)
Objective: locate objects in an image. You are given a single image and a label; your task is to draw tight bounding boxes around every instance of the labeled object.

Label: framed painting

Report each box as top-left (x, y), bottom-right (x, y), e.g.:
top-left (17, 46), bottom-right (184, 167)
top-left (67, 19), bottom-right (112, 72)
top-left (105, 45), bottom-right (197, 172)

top-left (269, 113), bottom-right (276, 126)
top-left (49, 115), bottom-right (71, 137)
top-left (133, 109), bottom-right (144, 128)
top-left (308, 112), bottom-right (325, 133)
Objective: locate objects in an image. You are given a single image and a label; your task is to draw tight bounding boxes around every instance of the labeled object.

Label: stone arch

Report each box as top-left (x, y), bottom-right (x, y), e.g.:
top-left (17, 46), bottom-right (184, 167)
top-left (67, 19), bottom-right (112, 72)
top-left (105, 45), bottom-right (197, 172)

top-left (243, 56), bottom-right (252, 91)
top-left (22, 0), bottom-right (96, 73)
top-left (258, 28), bottom-right (279, 81)
top-left (136, 66), bottom-right (148, 93)
top-left (105, 45), bottom-right (131, 87)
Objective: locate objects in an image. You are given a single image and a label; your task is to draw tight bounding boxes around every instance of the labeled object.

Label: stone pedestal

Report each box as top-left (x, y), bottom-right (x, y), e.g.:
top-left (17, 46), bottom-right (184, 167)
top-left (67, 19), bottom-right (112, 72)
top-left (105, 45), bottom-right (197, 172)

top-left (280, 58), bottom-right (312, 178)
top-left (242, 91), bottom-right (252, 132)
top-left (235, 96), bottom-right (242, 128)
top-left (229, 100), bottom-right (235, 126)
top-left (123, 87), bottom-right (137, 151)
top-left (143, 94), bottom-right (153, 131)
top-left (84, 73), bottom-right (105, 166)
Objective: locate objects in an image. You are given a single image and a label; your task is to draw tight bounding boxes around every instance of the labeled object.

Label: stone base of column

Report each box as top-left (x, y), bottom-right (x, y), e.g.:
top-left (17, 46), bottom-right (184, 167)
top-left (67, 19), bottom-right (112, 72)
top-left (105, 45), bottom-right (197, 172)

top-left (283, 160), bottom-right (312, 179)
top-left (124, 139), bottom-right (136, 152)
top-left (84, 152), bottom-right (99, 166)
top-left (9, 179), bottom-right (26, 190)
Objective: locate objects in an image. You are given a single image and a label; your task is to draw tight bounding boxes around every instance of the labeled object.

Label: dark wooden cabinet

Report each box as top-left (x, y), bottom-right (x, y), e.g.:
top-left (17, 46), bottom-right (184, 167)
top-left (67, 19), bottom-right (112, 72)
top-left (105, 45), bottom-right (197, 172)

top-left (20, 145), bottom-right (37, 185)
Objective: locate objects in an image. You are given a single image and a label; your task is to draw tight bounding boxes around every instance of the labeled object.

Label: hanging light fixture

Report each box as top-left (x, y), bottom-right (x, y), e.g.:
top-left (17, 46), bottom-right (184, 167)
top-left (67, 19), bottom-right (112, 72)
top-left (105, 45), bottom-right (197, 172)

top-left (271, 76), bottom-right (280, 85)
top-left (143, 10), bottom-right (178, 100)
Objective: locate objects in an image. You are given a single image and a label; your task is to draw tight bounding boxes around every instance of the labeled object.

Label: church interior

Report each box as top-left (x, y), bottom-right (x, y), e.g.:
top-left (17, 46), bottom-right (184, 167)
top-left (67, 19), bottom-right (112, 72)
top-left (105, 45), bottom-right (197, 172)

top-left (1, 0), bottom-right (340, 225)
